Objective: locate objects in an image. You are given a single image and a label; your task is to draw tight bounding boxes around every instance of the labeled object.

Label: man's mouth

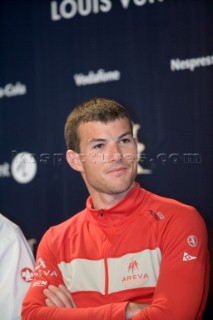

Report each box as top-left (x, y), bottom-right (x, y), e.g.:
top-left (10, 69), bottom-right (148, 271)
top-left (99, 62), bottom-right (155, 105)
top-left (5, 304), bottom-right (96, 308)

top-left (107, 166), bottom-right (128, 174)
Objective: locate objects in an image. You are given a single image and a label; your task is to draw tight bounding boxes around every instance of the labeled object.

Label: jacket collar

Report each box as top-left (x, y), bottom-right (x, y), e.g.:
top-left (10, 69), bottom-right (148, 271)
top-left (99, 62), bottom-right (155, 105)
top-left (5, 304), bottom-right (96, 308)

top-left (86, 183), bottom-right (148, 228)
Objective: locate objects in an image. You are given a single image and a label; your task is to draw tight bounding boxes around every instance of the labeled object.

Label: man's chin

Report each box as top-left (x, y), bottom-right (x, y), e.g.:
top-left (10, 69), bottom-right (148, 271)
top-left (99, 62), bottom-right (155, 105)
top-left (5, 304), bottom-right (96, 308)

top-left (107, 180), bottom-right (135, 195)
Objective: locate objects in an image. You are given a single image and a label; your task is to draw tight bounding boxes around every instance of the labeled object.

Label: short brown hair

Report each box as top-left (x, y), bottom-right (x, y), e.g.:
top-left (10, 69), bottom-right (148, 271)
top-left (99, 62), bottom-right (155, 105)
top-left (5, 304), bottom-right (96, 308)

top-left (64, 98), bottom-right (133, 153)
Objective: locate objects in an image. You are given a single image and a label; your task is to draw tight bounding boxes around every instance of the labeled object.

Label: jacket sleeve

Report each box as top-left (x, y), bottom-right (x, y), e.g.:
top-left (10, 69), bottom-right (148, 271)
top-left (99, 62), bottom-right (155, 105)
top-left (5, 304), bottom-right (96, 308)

top-left (21, 228), bottom-right (128, 320)
top-left (0, 223), bottom-right (35, 320)
top-left (133, 207), bottom-right (210, 320)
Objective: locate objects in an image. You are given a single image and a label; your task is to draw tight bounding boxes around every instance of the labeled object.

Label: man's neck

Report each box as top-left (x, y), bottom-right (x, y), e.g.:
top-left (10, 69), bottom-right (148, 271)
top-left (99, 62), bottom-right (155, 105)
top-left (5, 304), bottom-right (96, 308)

top-left (90, 182), bottom-right (136, 209)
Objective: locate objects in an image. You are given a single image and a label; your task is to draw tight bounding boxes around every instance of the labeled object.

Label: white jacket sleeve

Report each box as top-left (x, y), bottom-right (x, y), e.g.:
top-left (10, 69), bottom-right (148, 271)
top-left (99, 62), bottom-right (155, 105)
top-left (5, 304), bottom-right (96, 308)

top-left (0, 214), bottom-right (35, 320)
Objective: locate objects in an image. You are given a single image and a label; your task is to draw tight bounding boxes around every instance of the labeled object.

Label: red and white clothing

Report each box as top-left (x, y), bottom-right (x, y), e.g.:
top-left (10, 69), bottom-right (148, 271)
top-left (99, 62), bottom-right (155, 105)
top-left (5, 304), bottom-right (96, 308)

top-left (0, 214), bottom-right (35, 320)
top-left (22, 183), bottom-right (209, 320)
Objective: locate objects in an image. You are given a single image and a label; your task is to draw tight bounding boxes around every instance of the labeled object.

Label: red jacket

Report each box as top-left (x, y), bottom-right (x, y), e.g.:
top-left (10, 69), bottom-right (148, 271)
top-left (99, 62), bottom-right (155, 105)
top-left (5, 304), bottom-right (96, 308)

top-left (22, 183), bottom-right (209, 319)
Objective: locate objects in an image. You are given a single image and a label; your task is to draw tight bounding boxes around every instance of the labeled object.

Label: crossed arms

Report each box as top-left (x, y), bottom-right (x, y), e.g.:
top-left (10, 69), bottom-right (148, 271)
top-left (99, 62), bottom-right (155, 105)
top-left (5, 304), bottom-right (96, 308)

top-left (43, 284), bottom-right (149, 319)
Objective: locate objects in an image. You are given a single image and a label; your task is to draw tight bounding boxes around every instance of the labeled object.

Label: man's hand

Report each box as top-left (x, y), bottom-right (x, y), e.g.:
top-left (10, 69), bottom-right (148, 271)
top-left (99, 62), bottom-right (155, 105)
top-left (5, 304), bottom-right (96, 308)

top-left (43, 284), bottom-right (76, 308)
top-left (126, 302), bottom-right (149, 320)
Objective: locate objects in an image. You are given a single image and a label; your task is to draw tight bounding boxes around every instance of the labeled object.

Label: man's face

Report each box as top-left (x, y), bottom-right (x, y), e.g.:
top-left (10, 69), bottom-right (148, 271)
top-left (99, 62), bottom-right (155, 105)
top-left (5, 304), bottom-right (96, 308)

top-left (77, 118), bottom-right (138, 197)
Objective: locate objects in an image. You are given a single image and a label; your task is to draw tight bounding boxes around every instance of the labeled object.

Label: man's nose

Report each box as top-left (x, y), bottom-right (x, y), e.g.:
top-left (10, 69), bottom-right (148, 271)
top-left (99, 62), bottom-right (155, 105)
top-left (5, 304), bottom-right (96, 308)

top-left (106, 143), bottom-right (122, 162)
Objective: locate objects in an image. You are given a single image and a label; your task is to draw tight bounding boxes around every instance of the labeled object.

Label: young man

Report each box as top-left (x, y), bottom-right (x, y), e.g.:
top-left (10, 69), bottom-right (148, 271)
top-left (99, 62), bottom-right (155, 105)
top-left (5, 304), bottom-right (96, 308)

top-left (22, 98), bottom-right (209, 319)
top-left (0, 213), bottom-right (35, 320)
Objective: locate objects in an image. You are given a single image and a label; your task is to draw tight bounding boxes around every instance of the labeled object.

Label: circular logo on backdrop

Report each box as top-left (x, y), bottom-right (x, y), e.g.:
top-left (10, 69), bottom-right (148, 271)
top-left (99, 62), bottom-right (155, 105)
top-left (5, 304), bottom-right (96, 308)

top-left (11, 152), bottom-right (37, 184)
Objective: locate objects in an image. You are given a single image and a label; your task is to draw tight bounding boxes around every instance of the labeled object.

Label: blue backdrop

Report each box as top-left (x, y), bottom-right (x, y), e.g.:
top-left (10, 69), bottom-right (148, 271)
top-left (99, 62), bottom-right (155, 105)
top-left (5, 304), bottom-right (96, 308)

top-left (0, 0), bottom-right (212, 317)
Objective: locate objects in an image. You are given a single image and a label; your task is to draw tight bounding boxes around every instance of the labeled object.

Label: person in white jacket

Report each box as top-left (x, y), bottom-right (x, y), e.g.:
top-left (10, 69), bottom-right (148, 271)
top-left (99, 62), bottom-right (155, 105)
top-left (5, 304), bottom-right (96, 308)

top-left (0, 213), bottom-right (35, 320)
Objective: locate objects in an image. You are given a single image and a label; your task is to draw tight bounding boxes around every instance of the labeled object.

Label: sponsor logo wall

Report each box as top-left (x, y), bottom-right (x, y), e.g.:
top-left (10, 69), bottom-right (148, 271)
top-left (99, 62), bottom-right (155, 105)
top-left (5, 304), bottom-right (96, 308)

top-left (0, 0), bottom-right (212, 317)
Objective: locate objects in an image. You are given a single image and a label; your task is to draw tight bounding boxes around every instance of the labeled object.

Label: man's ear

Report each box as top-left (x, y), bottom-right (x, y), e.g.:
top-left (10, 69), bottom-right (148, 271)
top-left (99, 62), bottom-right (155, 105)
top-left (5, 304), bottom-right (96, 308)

top-left (66, 150), bottom-right (83, 172)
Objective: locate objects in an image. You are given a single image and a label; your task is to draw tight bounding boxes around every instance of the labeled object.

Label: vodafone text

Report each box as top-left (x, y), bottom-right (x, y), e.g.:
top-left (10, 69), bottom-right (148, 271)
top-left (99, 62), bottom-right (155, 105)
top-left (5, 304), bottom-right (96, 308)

top-left (50, 0), bottom-right (164, 21)
top-left (74, 69), bottom-right (120, 86)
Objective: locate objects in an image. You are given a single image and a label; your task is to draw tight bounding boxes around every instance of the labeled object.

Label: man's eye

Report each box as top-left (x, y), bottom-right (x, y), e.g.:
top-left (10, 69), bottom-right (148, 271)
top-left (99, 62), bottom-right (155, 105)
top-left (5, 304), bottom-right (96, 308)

top-left (93, 144), bottom-right (104, 149)
top-left (120, 138), bottom-right (130, 144)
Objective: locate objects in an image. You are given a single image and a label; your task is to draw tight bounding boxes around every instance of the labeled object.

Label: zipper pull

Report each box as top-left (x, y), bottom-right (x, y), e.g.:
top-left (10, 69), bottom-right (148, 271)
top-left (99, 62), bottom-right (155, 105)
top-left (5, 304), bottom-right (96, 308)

top-left (100, 209), bottom-right (104, 217)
